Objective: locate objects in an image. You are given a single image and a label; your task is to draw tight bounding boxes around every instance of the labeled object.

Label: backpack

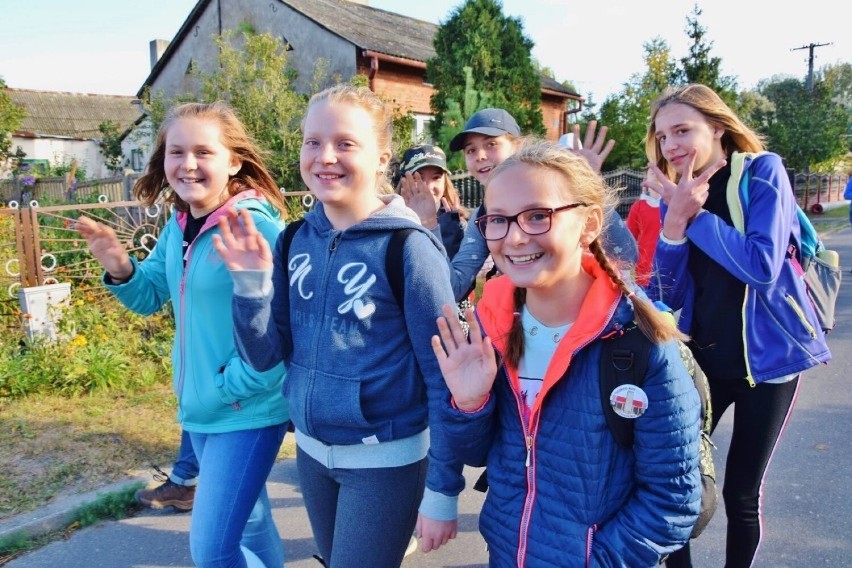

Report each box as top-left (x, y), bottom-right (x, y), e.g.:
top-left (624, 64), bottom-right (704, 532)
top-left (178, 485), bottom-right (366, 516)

top-left (600, 325), bottom-right (717, 539)
top-left (731, 152), bottom-right (841, 333)
top-left (280, 219), bottom-right (414, 307)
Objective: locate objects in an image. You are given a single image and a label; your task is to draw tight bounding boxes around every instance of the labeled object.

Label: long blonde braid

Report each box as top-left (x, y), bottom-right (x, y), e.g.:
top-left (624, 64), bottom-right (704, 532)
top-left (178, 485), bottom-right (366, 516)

top-left (589, 240), bottom-right (686, 344)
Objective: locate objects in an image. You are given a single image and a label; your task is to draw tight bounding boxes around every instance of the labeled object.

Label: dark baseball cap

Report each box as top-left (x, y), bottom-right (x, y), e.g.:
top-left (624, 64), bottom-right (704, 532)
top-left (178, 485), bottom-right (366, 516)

top-left (399, 144), bottom-right (450, 175)
top-left (448, 108), bottom-right (521, 152)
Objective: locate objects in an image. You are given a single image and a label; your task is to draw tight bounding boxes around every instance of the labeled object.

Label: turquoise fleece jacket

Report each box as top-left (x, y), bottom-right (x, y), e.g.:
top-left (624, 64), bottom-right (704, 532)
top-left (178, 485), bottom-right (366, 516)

top-left (106, 191), bottom-right (288, 433)
top-left (230, 194), bottom-right (464, 521)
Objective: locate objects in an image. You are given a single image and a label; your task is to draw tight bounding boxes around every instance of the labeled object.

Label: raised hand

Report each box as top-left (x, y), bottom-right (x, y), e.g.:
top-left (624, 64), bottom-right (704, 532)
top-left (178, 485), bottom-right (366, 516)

top-left (400, 171), bottom-right (439, 228)
top-left (75, 215), bottom-right (133, 280)
top-left (567, 121), bottom-right (616, 174)
top-left (212, 208), bottom-right (273, 271)
top-left (431, 304), bottom-right (497, 411)
top-left (645, 150), bottom-right (727, 239)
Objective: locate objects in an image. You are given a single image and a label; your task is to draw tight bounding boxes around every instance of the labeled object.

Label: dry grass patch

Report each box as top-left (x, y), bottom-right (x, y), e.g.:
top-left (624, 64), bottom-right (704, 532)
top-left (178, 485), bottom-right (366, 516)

top-left (1, 383), bottom-right (296, 523)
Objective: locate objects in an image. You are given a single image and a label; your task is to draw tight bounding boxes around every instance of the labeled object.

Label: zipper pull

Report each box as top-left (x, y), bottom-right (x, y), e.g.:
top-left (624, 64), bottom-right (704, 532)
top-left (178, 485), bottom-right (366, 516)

top-left (525, 435), bottom-right (533, 467)
top-left (329, 233), bottom-right (341, 252)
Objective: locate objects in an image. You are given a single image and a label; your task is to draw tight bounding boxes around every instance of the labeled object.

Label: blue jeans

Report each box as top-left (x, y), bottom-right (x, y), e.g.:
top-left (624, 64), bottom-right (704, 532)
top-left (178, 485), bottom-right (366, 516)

top-left (296, 446), bottom-right (426, 568)
top-left (170, 429), bottom-right (199, 486)
top-left (189, 424), bottom-right (286, 568)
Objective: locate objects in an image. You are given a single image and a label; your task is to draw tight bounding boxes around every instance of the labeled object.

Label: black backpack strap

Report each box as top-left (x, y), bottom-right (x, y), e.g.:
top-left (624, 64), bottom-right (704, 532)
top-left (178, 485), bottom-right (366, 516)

top-left (599, 325), bottom-right (652, 448)
top-left (280, 218), bottom-right (305, 260)
top-left (386, 228), bottom-right (416, 308)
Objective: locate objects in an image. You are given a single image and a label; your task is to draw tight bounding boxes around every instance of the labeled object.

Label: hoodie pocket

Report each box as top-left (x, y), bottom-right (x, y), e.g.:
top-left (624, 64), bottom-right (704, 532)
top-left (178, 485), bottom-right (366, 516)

top-left (285, 362), bottom-right (373, 442)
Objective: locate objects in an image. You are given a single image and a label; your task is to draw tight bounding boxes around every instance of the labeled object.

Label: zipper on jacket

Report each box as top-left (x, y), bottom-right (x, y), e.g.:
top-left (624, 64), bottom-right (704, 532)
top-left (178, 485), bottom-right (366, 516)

top-left (740, 286), bottom-right (756, 387)
top-left (585, 524), bottom-right (598, 568)
top-left (784, 294), bottom-right (817, 339)
top-left (512, 294), bottom-right (621, 566)
top-left (303, 231), bottom-right (342, 438)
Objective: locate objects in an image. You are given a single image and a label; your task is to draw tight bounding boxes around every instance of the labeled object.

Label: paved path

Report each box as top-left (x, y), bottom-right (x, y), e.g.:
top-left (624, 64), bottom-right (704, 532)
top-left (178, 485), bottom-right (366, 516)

top-left (5, 225), bottom-right (852, 567)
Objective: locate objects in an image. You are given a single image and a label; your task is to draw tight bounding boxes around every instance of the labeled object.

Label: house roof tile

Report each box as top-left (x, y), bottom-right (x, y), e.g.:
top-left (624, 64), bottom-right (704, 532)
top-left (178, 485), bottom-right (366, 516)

top-left (7, 89), bottom-right (142, 140)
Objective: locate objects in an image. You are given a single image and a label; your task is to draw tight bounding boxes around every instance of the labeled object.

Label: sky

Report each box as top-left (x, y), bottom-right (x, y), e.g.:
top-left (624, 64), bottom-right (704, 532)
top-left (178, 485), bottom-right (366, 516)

top-left (1, 0), bottom-right (848, 103)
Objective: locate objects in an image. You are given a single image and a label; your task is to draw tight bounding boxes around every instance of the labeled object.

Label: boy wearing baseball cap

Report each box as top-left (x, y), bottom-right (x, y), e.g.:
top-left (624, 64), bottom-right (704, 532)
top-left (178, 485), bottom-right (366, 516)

top-left (443, 109), bottom-right (638, 302)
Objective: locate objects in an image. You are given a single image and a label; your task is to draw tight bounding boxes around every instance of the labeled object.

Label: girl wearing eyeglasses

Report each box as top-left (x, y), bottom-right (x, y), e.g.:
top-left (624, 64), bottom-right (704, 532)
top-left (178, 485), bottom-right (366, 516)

top-left (431, 139), bottom-right (702, 566)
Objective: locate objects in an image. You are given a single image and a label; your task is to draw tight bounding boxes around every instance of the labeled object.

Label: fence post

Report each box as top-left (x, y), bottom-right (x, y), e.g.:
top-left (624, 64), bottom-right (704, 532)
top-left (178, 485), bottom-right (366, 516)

top-left (124, 173), bottom-right (135, 201)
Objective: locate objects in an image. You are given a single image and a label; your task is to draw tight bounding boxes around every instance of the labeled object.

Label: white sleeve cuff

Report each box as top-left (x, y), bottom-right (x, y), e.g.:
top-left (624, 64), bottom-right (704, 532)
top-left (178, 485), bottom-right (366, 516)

top-left (231, 269), bottom-right (273, 298)
top-left (659, 231), bottom-right (688, 245)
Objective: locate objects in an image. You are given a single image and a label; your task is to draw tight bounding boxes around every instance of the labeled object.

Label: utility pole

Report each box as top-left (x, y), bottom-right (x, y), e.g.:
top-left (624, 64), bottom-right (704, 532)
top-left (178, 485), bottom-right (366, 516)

top-left (791, 42), bottom-right (832, 91)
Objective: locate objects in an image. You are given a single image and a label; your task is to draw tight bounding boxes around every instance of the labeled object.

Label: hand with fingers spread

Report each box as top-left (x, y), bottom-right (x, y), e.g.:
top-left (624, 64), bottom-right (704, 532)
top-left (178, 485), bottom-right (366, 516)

top-left (565, 120), bottom-right (616, 174)
top-left (431, 304), bottom-right (497, 411)
top-left (75, 215), bottom-right (134, 281)
top-left (416, 513), bottom-right (458, 553)
top-left (646, 151), bottom-right (727, 240)
top-left (212, 208), bottom-right (274, 271)
top-left (400, 171), bottom-right (439, 228)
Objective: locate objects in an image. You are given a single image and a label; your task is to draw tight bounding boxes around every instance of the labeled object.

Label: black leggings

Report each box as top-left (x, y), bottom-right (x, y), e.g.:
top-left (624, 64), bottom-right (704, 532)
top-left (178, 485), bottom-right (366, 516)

top-left (666, 375), bottom-right (800, 568)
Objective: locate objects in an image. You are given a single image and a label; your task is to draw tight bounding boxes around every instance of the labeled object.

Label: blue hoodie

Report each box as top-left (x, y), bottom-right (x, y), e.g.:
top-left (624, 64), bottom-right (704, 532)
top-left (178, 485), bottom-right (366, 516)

top-left (106, 191), bottom-right (288, 433)
top-left (231, 194), bottom-right (464, 520)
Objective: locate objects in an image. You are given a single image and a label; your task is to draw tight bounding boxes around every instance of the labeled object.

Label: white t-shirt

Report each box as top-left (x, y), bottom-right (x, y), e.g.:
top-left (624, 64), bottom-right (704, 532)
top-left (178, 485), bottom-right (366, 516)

top-left (518, 307), bottom-right (573, 409)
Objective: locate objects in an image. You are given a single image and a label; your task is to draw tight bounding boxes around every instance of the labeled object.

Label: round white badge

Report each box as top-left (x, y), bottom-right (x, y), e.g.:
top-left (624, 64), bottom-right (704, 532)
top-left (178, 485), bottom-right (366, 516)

top-left (609, 384), bottom-right (649, 419)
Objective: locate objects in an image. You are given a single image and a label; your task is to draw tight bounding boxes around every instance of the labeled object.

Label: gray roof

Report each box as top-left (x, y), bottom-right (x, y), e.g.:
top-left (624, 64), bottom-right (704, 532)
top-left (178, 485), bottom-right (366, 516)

top-left (7, 89), bottom-right (142, 139)
top-left (142, 0), bottom-right (579, 98)
top-left (285, 0), bottom-right (440, 63)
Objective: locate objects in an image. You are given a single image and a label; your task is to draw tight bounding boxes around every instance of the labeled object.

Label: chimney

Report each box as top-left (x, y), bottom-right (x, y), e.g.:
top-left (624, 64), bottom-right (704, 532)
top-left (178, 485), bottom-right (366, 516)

top-left (149, 39), bottom-right (170, 70)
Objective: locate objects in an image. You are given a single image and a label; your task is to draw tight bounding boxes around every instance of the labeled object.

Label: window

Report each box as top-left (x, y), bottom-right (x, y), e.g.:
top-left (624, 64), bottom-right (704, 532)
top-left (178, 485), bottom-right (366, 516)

top-left (130, 150), bottom-right (144, 172)
top-left (413, 114), bottom-right (434, 144)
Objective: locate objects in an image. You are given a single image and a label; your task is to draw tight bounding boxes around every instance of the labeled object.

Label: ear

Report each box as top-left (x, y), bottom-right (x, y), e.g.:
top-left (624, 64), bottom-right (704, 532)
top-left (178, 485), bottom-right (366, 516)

top-left (581, 204), bottom-right (604, 247)
top-left (712, 126), bottom-right (725, 140)
top-left (377, 148), bottom-right (392, 174)
top-left (229, 156), bottom-right (243, 177)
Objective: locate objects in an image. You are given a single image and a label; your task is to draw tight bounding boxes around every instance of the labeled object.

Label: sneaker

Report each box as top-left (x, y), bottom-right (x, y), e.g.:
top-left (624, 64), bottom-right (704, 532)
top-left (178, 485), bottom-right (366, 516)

top-left (404, 535), bottom-right (418, 558)
top-left (135, 478), bottom-right (195, 511)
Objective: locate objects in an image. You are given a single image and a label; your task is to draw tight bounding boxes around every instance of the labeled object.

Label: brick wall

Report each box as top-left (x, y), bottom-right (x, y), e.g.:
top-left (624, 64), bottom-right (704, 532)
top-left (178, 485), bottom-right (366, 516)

top-left (358, 61), bottom-right (433, 115)
top-left (358, 61), bottom-right (569, 142)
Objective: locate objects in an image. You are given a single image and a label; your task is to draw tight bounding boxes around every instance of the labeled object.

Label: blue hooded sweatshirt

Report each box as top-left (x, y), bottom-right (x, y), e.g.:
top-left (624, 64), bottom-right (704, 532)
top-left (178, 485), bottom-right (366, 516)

top-left (231, 194), bottom-right (464, 520)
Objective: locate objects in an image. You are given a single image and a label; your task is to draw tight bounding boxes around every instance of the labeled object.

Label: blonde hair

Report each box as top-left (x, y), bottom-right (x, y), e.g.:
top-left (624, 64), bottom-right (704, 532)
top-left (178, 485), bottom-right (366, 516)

top-left (645, 84), bottom-right (765, 181)
top-left (304, 84), bottom-right (394, 195)
top-left (487, 139), bottom-right (686, 368)
top-left (134, 101), bottom-right (286, 217)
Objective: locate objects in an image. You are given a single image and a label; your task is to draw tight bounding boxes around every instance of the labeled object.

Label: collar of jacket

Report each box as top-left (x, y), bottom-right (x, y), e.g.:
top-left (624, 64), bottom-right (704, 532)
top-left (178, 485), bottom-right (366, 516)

top-left (475, 254), bottom-right (622, 419)
top-left (175, 189), bottom-right (271, 232)
top-left (726, 151), bottom-right (765, 233)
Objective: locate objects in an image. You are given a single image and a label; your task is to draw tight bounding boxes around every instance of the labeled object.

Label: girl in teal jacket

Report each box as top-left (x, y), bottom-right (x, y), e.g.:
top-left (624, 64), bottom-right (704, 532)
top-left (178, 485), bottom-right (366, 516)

top-left (77, 102), bottom-right (288, 568)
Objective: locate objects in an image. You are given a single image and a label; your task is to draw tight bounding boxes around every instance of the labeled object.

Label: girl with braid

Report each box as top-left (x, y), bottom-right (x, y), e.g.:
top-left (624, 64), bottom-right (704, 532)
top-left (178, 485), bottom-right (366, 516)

top-left (431, 139), bottom-right (702, 566)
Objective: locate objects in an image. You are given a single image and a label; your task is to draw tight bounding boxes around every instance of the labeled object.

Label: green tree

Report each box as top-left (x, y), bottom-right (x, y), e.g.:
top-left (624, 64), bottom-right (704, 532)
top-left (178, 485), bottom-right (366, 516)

top-left (818, 62), bottom-right (852, 152)
top-left (97, 120), bottom-right (125, 175)
top-left (1, 77), bottom-right (26, 167)
top-left (427, 0), bottom-right (544, 141)
top-left (434, 67), bottom-right (494, 170)
top-left (753, 77), bottom-right (849, 171)
top-left (597, 38), bottom-right (678, 169)
top-left (675, 4), bottom-right (738, 106)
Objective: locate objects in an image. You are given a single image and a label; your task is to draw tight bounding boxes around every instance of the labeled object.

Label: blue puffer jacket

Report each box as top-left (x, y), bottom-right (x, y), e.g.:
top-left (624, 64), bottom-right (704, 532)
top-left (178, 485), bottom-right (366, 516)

top-left (441, 260), bottom-right (702, 567)
top-left (649, 152), bottom-right (831, 384)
